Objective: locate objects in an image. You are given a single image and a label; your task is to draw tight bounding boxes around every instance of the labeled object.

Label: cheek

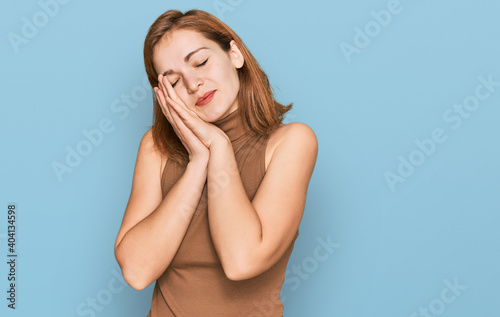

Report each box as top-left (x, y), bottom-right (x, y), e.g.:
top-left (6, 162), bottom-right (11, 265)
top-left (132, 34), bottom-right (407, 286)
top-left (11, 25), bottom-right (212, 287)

top-left (174, 89), bottom-right (191, 107)
top-left (226, 67), bottom-right (240, 94)
top-left (213, 61), bottom-right (239, 92)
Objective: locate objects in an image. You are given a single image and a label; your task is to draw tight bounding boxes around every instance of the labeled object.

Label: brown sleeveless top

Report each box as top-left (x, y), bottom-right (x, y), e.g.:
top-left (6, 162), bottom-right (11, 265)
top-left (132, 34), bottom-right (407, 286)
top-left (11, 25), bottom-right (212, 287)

top-left (147, 108), bottom-right (299, 317)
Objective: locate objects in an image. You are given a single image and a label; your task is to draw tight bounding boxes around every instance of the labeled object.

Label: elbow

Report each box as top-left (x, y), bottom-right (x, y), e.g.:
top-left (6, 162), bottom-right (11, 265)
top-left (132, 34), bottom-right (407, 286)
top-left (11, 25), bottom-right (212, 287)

top-left (122, 269), bottom-right (151, 290)
top-left (226, 272), bottom-right (251, 282)
top-left (115, 248), bottom-right (153, 290)
top-left (224, 267), bottom-right (249, 282)
top-left (222, 257), bottom-right (261, 281)
top-left (119, 261), bottom-right (153, 290)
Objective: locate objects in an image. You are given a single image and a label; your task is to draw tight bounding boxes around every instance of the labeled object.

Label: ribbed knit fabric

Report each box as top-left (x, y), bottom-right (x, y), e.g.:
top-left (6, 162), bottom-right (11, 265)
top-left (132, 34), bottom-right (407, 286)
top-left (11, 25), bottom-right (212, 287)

top-left (147, 108), bottom-right (298, 317)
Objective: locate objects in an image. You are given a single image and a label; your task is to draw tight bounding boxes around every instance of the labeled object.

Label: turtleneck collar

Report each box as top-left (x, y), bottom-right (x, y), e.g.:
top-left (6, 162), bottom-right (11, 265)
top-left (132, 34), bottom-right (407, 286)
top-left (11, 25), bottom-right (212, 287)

top-left (212, 108), bottom-right (249, 142)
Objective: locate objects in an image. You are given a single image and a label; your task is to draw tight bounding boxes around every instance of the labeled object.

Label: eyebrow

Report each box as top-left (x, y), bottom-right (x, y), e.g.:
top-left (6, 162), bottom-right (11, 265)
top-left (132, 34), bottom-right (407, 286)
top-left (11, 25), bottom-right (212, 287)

top-left (162, 47), bottom-right (209, 76)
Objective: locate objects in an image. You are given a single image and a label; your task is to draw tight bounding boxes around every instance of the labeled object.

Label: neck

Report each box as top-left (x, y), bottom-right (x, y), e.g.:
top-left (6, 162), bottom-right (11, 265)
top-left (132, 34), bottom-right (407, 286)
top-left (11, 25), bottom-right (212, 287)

top-left (212, 107), bottom-right (248, 142)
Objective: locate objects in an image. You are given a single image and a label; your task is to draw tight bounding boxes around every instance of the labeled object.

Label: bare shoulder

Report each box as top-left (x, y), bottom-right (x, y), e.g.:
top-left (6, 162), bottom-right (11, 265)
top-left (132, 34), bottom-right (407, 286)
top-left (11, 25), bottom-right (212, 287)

top-left (139, 129), bottom-right (155, 151)
top-left (114, 129), bottom-right (167, 251)
top-left (137, 129), bottom-right (167, 178)
top-left (265, 122), bottom-right (318, 172)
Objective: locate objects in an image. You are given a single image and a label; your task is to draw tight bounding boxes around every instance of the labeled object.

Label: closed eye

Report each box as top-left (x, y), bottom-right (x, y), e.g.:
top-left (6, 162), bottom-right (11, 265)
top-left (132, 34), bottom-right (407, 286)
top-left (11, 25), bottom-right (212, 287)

top-left (171, 58), bottom-right (208, 88)
top-left (196, 58), bottom-right (208, 67)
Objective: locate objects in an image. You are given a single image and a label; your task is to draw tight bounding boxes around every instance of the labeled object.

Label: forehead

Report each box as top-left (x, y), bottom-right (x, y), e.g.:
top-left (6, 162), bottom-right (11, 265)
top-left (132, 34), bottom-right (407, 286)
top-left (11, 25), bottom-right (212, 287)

top-left (153, 29), bottom-right (215, 73)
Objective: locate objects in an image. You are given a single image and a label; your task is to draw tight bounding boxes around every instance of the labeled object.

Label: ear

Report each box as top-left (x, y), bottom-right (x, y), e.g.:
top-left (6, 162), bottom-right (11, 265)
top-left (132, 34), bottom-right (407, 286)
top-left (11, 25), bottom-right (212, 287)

top-left (228, 40), bottom-right (244, 69)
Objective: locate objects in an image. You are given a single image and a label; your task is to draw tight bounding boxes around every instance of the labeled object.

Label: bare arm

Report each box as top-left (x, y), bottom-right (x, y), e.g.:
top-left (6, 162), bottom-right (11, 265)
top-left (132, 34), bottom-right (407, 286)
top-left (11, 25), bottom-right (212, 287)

top-left (114, 129), bottom-right (208, 290)
top-left (207, 122), bottom-right (318, 281)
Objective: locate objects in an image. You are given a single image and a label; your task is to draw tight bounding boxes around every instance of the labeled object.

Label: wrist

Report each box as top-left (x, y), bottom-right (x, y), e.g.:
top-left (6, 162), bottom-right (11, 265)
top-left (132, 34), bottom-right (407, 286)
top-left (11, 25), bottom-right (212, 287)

top-left (209, 136), bottom-right (231, 151)
top-left (189, 155), bottom-right (209, 167)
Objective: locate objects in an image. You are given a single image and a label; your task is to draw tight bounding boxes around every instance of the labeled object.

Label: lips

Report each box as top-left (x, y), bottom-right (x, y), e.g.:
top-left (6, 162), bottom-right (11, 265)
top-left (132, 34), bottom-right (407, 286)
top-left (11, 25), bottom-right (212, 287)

top-left (196, 90), bottom-right (216, 107)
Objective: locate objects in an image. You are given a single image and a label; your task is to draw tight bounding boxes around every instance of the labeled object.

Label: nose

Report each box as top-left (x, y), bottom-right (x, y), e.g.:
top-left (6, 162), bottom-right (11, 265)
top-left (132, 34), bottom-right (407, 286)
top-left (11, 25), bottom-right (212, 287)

top-left (184, 73), bottom-right (202, 94)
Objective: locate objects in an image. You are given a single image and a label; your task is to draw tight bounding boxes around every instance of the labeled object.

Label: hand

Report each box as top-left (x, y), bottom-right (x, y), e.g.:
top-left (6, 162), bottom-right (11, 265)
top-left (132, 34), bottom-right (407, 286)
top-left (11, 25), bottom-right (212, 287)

top-left (154, 74), bottom-right (226, 162)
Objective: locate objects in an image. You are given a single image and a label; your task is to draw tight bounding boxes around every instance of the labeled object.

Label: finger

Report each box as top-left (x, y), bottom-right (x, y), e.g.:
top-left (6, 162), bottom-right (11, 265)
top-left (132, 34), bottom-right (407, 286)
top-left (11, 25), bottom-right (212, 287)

top-left (154, 87), bottom-right (170, 120)
top-left (157, 74), bottom-right (199, 121)
top-left (167, 104), bottom-right (198, 150)
top-left (158, 74), bottom-right (173, 101)
top-left (157, 87), bottom-right (187, 137)
top-left (157, 75), bottom-right (167, 96)
top-left (164, 94), bottom-right (186, 118)
top-left (157, 74), bottom-right (188, 117)
top-left (168, 104), bottom-right (194, 152)
top-left (155, 87), bottom-right (179, 134)
top-left (160, 74), bottom-right (184, 105)
top-left (157, 75), bottom-right (206, 137)
top-left (155, 85), bottom-right (206, 156)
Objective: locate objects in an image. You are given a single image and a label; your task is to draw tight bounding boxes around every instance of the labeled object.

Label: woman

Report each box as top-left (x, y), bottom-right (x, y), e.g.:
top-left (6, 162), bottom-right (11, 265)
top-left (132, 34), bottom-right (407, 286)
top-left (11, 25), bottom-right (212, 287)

top-left (114, 9), bottom-right (318, 317)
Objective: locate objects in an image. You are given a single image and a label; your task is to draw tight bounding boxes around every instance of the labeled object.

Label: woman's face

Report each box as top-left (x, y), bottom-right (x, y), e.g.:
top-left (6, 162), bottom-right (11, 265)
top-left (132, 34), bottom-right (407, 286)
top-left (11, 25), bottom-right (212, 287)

top-left (152, 29), bottom-right (244, 122)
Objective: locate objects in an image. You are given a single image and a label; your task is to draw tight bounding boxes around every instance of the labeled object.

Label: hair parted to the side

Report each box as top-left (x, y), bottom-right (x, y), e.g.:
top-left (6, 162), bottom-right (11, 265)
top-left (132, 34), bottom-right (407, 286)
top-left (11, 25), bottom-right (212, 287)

top-left (143, 9), bottom-right (293, 166)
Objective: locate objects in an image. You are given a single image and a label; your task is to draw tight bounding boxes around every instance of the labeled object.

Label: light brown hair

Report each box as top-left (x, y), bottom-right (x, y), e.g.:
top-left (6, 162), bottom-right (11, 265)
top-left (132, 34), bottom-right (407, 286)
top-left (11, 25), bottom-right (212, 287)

top-left (143, 9), bottom-right (292, 165)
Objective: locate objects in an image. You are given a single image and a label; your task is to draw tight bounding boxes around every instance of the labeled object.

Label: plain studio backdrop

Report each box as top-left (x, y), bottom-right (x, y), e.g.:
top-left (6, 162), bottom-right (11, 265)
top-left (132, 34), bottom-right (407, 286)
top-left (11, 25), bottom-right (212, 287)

top-left (1, 0), bottom-right (500, 316)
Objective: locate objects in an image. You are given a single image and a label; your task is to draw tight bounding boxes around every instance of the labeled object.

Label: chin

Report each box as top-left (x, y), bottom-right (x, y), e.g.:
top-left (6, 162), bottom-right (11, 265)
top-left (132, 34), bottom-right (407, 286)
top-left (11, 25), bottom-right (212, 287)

top-left (200, 105), bottom-right (229, 122)
top-left (195, 110), bottom-right (220, 123)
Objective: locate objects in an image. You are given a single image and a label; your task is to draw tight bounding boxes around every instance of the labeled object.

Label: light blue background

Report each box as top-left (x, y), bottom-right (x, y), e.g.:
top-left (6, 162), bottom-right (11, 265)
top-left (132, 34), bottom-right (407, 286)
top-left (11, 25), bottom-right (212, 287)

top-left (2, 0), bottom-right (500, 316)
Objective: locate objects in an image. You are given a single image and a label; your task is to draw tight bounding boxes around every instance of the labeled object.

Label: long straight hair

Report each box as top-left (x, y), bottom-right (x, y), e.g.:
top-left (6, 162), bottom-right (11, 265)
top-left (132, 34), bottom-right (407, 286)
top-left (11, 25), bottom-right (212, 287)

top-left (143, 9), bottom-right (292, 165)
